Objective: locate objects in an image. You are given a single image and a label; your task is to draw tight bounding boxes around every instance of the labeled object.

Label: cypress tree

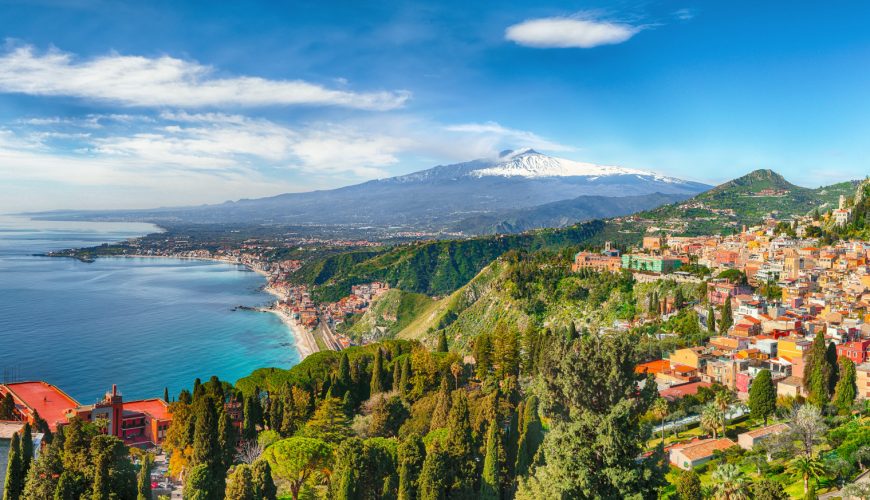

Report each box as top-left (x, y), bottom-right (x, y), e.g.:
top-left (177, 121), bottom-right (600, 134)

top-left (566, 322), bottom-right (578, 342)
top-left (371, 348), bottom-right (385, 396)
top-left (163, 387), bottom-right (169, 403)
top-left (437, 331), bottom-right (449, 353)
top-left (748, 369), bottom-right (776, 426)
top-left (827, 341), bottom-right (840, 395)
top-left (804, 332), bottom-right (832, 407)
top-left (515, 395), bottom-right (543, 477)
top-left (31, 409), bottom-right (52, 444)
top-left (281, 393), bottom-right (296, 437)
top-left (218, 410), bottom-right (236, 471)
top-left (54, 471), bottom-right (87, 500)
top-left (251, 460), bottom-right (277, 500)
top-left (430, 378), bottom-right (451, 430)
top-left (242, 394), bottom-right (257, 440)
top-left (719, 299), bottom-right (733, 335)
top-left (270, 395), bottom-right (284, 434)
top-left (707, 305), bottom-right (716, 333)
top-left (19, 422), bottom-right (32, 479)
top-left (336, 352), bottom-right (352, 397)
top-left (192, 378), bottom-right (204, 401)
top-left (392, 360), bottom-right (401, 392)
top-left (419, 443), bottom-right (449, 500)
top-left (192, 398), bottom-right (224, 497)
top-left (178, 389), bottom-right (192, 405)
top-left (833, 357), bottom-right (857, 414)
top-left (397, 435), bottom-right (426, 500)
top-left (137, 455), bottom-right (152, 500)
top-left (399, 357), bottom-right (412, 396)
top-left (674, 288), bottom-right (685, 310)
top-left (3, 432), bottom-right (23, 500)
top-left (0, 393), bottom-right (14, 420)
top-left (480, 421), bottom-right (501, 500)
top-left (444, 391), bottom-right (475, 496)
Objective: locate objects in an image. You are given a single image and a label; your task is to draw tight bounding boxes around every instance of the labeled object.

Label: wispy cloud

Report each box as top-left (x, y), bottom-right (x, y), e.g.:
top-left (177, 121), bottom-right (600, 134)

top-left (444, 122), bottom-right (574, 153)
top-left (0, 45), bottom-right (410, 110)
top-left (505, 15), bottom-right (641, 49)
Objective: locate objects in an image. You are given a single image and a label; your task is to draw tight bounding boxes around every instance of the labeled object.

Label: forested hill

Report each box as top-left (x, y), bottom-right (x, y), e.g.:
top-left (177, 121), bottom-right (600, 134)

top-left (294, 219), bottom-right (606, 302)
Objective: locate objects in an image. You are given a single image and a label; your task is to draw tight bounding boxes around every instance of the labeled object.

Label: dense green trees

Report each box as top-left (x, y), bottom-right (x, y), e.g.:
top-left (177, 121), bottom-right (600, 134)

top-left (262, 437), bottom-right (332, 500)
top-left (833, 357), bottom-right (857, 414)
top-left (718, 299), bottom-right (733, 335)
top-left (675, 469), bottom-right (702, 500)
top-left (397, 435), bottom-right (425, 500)
top-left (480, 421), bottom-right (501, 500)
top-left (3, 432), bottom-right (23, 500)
top-left (519, 334), bottom-right (667, 499)
top-left (136, 455), bottom-right (152, 500)
top-left (749, 369), bottom-right (776, 425)
top-left (804, 332), bottom-right (835, 407)
top-left (251, 461), bottom-right (277, 500)
top-left (224, 464), bottom-right (254, 500)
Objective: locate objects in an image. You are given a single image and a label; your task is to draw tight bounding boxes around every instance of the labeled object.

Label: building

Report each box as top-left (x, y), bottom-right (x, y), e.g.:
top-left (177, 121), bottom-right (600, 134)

top-left (622, 254), bottom-right (683, 274)
top-left (857, 363), bottom-right (870, 400)
top-left (643, 236), bottom-right (664, 251)
top-left (777, 376), bottom-right (805, 398)
top-left (0, 381), bottom-right (80, 431)
top-left (69, 385), bottom-right (172, 447)
top-left (737, 423), bottom-right (790, 450)
top-left (669, 438), bottom-right (737, 470)
top-left (0, 382), bottom-right (171, 448)
top-left (572, 251), bottom-right (622, 273)
top-left (837, 340), bottom-right (870, 365)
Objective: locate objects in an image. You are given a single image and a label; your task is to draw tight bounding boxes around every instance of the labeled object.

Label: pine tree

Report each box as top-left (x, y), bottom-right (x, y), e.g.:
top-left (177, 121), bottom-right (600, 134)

top-left (3, 432), bottom-right (23, 500)
top-left (437, 331), bottom-right (449, 353)
top-left (398, 434), bottom-right (426, 500)
top-left (137, 454), bottom-right (152, 500)
top-left (749, 369), bottom-right (776, 426)
top-left (804, 332), bottom-right (832, 407)
top-left (480, 421), bottom-right (501, 500)
top-left (371, 348), bottom-right (385, 395)
top-left (719, 299), bottom-right (733, 335)
top-left (19, 422), bottom-right (32, 479)
top-left (225, 464), bottom-right (255, 500)
top-left (251, 460), bottom-right (277, 500)
top-left (833, 357), bottom-right (857, 414)
top-left (430, 378), bottom-right (451, 430)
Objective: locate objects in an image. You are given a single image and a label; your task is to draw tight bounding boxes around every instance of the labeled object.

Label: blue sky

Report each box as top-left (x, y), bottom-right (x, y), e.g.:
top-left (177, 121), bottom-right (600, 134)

top-left (1, 0), bottom-right (869, 211)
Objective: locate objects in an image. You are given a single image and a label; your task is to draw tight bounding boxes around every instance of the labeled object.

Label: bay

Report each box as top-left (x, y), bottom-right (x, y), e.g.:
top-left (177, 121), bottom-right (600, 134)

top-left (0, 216), bottom-right (300, 403)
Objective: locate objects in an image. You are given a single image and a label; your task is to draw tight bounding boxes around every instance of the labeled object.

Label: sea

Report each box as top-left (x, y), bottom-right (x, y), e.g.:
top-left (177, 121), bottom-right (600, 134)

top-left (0, 216), bottom-right (301, 404)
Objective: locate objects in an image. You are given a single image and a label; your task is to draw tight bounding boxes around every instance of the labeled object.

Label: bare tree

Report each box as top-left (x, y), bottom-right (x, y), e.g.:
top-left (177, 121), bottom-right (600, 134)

top-left (791, 404), bottom-right (827, 457)
top-left (235, 439), bottom-right (264, 465)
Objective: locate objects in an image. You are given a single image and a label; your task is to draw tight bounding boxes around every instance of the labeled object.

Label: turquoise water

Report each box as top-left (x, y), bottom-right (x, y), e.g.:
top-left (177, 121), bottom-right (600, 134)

top-left (0, 216), bottom-right (300, 403)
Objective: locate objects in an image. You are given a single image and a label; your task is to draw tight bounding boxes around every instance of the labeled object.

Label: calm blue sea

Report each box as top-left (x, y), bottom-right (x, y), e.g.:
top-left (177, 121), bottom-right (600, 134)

top-left (0, 216), bottom-right (300, 403)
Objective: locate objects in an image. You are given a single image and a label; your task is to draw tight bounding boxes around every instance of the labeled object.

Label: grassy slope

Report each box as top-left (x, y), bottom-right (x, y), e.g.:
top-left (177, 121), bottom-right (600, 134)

top-left (343, 289), bottom-right (435, 340)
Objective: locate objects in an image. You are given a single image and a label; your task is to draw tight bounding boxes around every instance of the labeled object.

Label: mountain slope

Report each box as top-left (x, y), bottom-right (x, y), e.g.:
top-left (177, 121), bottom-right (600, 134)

top-left (31, 149), bottom-right (709, 233)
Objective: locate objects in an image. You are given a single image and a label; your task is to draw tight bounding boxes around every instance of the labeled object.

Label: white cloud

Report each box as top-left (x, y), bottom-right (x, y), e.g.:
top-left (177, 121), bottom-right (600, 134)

top-left (0, 45), bottom-right (410, 110)
top-left (505, 16), bottom-right (640, 49)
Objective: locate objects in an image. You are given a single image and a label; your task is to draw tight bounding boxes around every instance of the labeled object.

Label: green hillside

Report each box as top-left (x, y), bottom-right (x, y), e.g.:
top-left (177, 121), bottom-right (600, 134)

top-left (339, 289), bottom-right (435, 342)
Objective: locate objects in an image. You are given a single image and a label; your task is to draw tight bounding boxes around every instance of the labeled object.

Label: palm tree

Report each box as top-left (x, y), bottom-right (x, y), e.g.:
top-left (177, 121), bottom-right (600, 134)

top-left (787, 454), bottom-right (826, 495)
top-left (701, 403), bottom-right (723, 439)
top-left (714, 390), bottom-right (734, 437)
top-left (711, 463), bottom-right (749, 500)
top-left (651, 398), bottom-right (669, 444)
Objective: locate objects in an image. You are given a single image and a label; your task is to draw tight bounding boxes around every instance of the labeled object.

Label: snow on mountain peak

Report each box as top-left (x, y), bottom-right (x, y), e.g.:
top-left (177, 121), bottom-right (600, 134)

top-left (471, 149), bottom-right (678, 181)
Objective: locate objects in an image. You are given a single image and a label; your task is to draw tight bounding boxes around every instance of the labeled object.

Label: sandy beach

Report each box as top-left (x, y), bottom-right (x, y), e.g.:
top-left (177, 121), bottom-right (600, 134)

top-left (262, 285), bottom-right (319, 359)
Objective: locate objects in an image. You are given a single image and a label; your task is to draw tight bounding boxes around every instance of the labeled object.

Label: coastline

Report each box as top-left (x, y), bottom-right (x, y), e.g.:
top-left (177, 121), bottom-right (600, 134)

top-left (86, 254), bottom-right (321, 360)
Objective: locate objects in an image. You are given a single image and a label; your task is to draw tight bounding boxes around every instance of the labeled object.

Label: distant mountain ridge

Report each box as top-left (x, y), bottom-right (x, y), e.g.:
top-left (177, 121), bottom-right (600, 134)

top-left (30, 149), bottom-right (710, 234)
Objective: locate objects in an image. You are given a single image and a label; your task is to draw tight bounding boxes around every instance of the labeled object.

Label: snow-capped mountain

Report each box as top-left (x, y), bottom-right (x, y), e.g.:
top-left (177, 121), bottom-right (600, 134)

top-left (40, 149), bottom-right (710, 234)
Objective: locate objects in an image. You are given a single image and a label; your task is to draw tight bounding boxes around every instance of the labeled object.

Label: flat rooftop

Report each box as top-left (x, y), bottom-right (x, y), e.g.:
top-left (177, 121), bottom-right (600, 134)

top-left (1, 381), bottom-right (80, 431)
top-left (123, 399), bottom-right (170, 421)
top-left (0, 421), bottom-right (24, 440)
